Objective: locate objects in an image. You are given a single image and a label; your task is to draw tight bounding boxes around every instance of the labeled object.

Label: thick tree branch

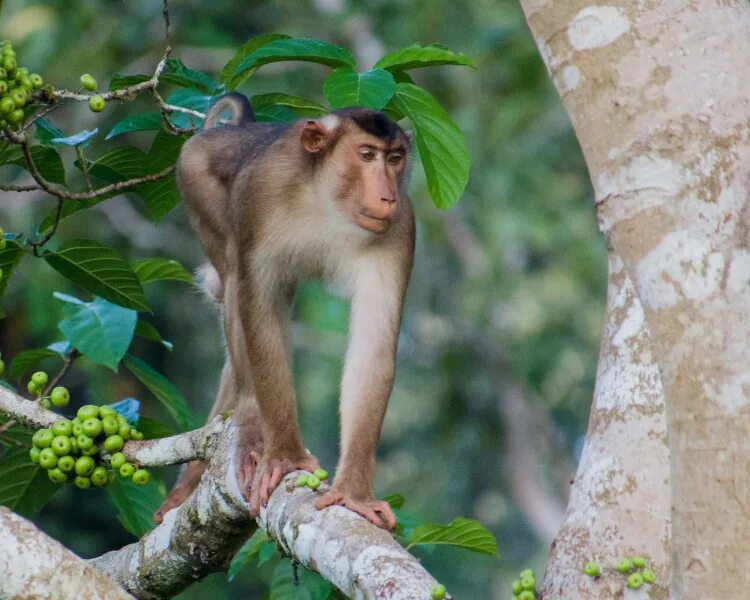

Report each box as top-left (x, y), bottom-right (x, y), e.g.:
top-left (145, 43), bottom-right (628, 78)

top-left (0, 507), bottom-right (134, 599)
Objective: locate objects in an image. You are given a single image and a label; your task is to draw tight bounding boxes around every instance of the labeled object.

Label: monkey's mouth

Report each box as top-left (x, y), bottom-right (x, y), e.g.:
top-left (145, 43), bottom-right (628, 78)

top-left (357, 212), bottom-right (392, 233)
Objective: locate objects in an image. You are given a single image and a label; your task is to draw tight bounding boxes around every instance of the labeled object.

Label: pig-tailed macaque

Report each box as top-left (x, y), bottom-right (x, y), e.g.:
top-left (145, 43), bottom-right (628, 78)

top-left (154, 92), bottom-right (414, 530)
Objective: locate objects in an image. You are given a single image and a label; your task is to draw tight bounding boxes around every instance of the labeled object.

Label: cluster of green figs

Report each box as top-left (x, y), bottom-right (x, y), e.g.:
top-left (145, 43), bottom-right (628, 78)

top-left (584, 555), bottom-right (657, 590)
top-left (511, 568), bottom-right (537, 600)
top-left (0, 41), bottom-right (44, 128)
top-left (28, 371), bottom-right (150, 489)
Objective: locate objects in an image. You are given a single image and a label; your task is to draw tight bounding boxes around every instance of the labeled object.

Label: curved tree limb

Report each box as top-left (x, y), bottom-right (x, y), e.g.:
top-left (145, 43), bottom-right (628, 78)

top-left (0, 507), bottom-right (134, 599)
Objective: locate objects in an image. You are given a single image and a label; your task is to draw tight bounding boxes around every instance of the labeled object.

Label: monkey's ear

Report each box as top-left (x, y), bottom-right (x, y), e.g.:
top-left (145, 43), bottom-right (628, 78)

top-left (300, 120), bottom-right (329, 153)
top-left (404, 129), bottom-right (414, 146)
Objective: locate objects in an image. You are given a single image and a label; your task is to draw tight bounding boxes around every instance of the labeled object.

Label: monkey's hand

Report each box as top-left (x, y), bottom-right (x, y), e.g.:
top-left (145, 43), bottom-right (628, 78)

top-left (315, 488), bottom-right (397, 531)
top-left (245, 450), bottom-right (320, 515)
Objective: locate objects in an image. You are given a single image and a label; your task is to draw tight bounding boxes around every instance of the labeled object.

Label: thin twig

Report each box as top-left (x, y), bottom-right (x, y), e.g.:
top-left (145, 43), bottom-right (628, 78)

top-left (43, 350), bottom-right (80, 395)
top-left (0, 184), bottom-right (41, 192)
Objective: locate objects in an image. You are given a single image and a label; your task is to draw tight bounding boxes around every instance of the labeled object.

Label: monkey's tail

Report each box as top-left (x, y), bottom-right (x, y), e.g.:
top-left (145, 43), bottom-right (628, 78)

top-left (203, 92), bottom-right (255, 129)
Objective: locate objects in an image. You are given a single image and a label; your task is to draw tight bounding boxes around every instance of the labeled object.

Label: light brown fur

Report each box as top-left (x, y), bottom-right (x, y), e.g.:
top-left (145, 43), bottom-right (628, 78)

top-left (157, 93), bottom-right (414, 530)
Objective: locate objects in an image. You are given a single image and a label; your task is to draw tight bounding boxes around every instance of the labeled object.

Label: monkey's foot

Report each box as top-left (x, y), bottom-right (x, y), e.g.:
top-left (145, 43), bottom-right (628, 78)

top-left (246, 451), bottom-right (320, 515)
top-left (315, 489), bottom-right (397, 531)
top-left (154, 460), bottom-right (207, 523)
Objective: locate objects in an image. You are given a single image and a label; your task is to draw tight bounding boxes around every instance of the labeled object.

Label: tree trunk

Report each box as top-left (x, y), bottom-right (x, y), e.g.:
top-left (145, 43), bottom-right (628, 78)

top-left (520, 1), bottom-right (750, 596)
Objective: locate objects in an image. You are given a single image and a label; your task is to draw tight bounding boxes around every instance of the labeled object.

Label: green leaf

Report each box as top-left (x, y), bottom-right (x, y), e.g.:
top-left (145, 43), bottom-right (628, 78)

top-left (257, 540), bottom-right (279, 566)
top-left (43, 240), bottom-right (149, 312)
top-left (382, 492), bottom-right (405, 510)
top-left (8, 348), bottom-right (63, 381)
top-left (250, 94), bottom-right (328, 118)
top-left (388, 83), bottom-right (470, 210)
top-left (0, 447), bottom-right (59, 517)
top-left (234, 38), bottom-right (355, 81)
top-left (135, 319), bottom-right (173, 351)
top-left (135, 416), bottom-right (175, 439)
top-left (222, 33), bottom-right (291, 89)
top-left (323, 68), bottom-right (396, 110)
top-left (106, 113), bottom-right (164, 140)
top-left (109, 73), bottom-right (150, 91)
top-left (375, 43), bottom-right (476, 72)
top-left (0, 239), bottom-right (26, 316)
top-left (34, 118), bottom-right (66, 145)
top-left (123, 355), bottom-right (196, 431)
top-left (57, 295), bottom-right (138, 371)
top-left (131, 258), bottom-right (193, 285)
top-left (7, 145), bottom-right (66, 185)
top-left (39, 192), bottom-right (118, 233)
top-left (406, 517), bottom-right (498, 556)
top-left (160, 59), bottom-right (218, 94)
top-left (228, 530), bottom-right (268, 581)
top-left (108, 474), bottom-right (166, 537)
top-left (138, 131), bottom-right (184, 222)
top-left (254, 105), bottom-right (298, 123)
top-left (269, 560), bottom-right (333, 600)
top-left (88, 146), bottom-right (148, 183)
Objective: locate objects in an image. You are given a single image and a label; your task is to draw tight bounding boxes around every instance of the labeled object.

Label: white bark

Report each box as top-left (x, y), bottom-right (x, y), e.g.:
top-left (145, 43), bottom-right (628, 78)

top-left (521, 1), bottom-right (750, 595)
top-left (0, 507), bottom-right (134, 600)
top-left (543, 253), bottom-right (670, 598)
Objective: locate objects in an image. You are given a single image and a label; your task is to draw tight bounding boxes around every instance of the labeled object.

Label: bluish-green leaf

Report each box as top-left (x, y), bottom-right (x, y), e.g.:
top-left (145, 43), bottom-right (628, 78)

top-left (50, 129), bottom-right (98, 147)
top-left (323, 68), bottom-right (396, 110)
top-left (388, 83), bottom-right (470, 210)
top-left (406, 517), bottom-right (498, 556)
top-left (374, 43), bottom-right (476, 72)
top-left (57, 296), bottom-right (138, 371)
top-left (165, 89), bottom-right (211, 129)
top-left (109, 73), bottom-right (150, 91)
top-left (161, 59), bottom-right (218, 94)
top-left (8, 347), bottom-right (64, 381)
top-left (257, 540), bottom-right (279, 566)
top-left (250, 94), bottom-right (328, 118)
top-left (222, 33), bottom-right (291, 89)
top-left (34, 118), bottom-right (65, 145)
top-left (138, 131), bottom-right (184, 222)
top-left (123, 355), bottom-right (196, 431)
top-left (108, 475), bottom-right (166, 537)
top-left (269, 559), bottom-right (333, 600)
top-left (106, 113), bottom-right (163, 140)
top-left (135, 319), bottom-right (173, 351)
top-left (135, 416), bottom-right (175, 439)
top-left (131, 258), bottom-right (193, 285)
top-left (234, 38), bottom-right (355, 81)
top-left (228, 529), bottom-right (268, 581)
top-left (43, 240), bottom-right (149, 312)
top-left (0, 239), bottom-right (25, 317)
top-left (254, 105), bottom-right (298, 123)
top-left (382, 492), bottom-right (405, 510)
top-left (0, 447), bottom-right (60, 517)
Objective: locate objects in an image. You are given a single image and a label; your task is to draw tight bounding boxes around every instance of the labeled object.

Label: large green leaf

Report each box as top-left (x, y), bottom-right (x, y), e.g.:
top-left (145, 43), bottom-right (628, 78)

top-left (0, 447), bottom-right (59, 517)
top-left (228, 529), bottom-right (268, 581)
top-left (251, 93), bottom-right (328, 118)
top-left (123, 355), bottom-right (196, 431)
top-left (388, 83), bottom-right (470, 210)
top-left (138, 131), bottom-right (184, 222)
top-left (88, 146), bottom-right (148, 182)
top-left (375, 43), bottom-right (476, 72)
top-left (131, 258), bottom-right (193, 285)
top-left (269, 560), bottom-right (333, 600)
top-left (106, 113), bottom-right (164, 140)
top-left (57, 295), bottom-right (138, 372)
top-left (406, 517), bottom-right (498, 556)
top-left (160, 59), bottom-right (218, 95)
top-left (234, 39), bottom-right (355, 81)
top-left (43, 240), bottom-right (149, 312)
top-left (254, 105), bottom-right (298, 123)
top-left (135, 416), bottom-right (175, 439)
top-left (0, 239), bottom-right (26, 317)
top-left (221, 33), bottom-right (291, 89)
top-left (108, 475), bottom-right (166, 537)
top-left (39, 192), bottom-right (118, 233)
top-left (323, 68), bottom-right (396, 110)
top-left (109, 73), bottom-right (150, 91)
top-left (34, 118), bottom-right (66, 145)
top-left (6, 145), bottom-right (66, 185)
top-left (8, 347), bottom-right (64, 381)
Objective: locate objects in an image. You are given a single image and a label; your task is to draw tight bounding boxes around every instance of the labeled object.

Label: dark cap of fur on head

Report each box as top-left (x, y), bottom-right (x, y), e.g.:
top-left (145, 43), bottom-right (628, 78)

top-left (334, 107), bottom-right (404, 142)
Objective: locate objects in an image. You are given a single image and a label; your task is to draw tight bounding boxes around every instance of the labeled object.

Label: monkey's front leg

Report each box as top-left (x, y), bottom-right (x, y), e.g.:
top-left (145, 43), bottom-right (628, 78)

top-left (315, 267), bottom-right (407, 531)
top-left (224, 276), bottom-right (320, 514)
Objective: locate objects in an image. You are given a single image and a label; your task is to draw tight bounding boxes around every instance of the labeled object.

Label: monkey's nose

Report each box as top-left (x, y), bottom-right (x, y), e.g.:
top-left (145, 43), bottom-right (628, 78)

top-left (381, 196), bottom-right (396, 204)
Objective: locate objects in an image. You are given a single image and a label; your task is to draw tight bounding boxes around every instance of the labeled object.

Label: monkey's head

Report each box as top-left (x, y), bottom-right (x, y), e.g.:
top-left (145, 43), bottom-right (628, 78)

top-left (299, 108), bottom-right (411, 235)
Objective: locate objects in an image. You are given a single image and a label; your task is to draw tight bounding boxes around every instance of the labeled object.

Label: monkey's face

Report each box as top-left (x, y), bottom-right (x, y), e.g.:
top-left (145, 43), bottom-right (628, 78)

top-left (334, 132), bottom-right (409, 235)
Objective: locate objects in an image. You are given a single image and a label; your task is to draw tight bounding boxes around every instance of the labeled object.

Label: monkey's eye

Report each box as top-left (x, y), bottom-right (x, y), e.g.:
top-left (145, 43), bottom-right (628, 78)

top-left (387, 153), bottom-right (404, 165)
top-left (359, 149), bottom-right (376, 162)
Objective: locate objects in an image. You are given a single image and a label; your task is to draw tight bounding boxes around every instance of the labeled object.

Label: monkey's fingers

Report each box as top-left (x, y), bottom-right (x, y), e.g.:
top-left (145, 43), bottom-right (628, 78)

top-left (315, 491), bottom-right (396, 531)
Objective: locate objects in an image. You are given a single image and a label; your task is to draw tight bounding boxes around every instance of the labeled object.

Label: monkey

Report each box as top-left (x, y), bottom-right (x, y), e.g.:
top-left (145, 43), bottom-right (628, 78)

top-left (154, 92), bottom-right (414, 530)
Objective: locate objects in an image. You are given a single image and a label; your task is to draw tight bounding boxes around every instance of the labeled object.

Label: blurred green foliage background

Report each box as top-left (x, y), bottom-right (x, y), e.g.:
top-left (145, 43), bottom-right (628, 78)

top-left (0, 0), bottom-right (605, 598)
